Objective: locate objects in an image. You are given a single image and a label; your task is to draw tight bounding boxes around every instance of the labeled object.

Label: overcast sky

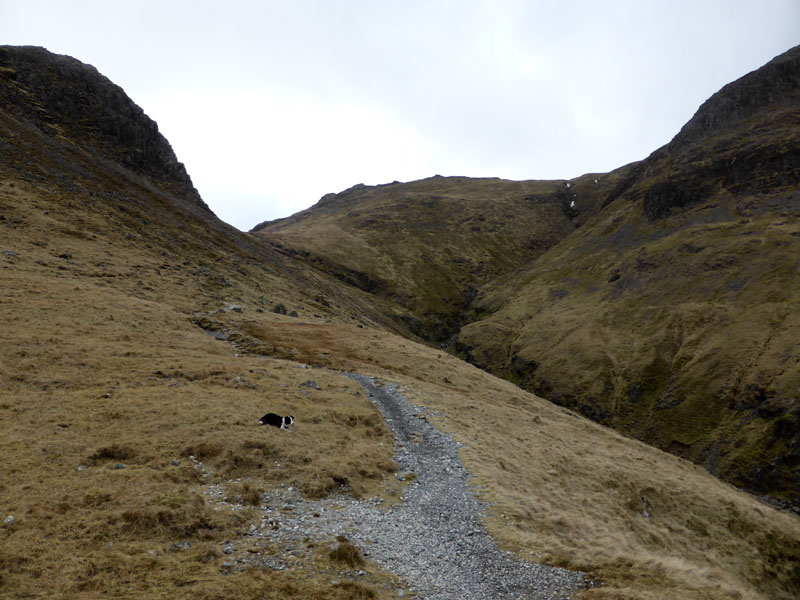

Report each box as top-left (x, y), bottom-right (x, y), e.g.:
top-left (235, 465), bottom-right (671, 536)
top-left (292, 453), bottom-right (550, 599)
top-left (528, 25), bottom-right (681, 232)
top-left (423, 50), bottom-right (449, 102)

top-left (3, 1), bottom-right (799, 230)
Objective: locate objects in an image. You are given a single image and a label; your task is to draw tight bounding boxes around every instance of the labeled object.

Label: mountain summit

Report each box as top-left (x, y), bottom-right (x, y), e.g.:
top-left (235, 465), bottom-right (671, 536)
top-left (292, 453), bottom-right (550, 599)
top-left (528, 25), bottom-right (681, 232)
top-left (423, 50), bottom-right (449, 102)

top-left (675, 43), bottom-right (800, 146)
top-left (0, 45), bottom-right (203, 207)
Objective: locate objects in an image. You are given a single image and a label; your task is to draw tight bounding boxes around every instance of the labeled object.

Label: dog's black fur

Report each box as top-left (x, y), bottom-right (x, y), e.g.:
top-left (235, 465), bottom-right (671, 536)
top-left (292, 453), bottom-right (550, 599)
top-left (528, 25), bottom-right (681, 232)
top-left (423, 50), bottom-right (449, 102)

top-left (259, 413), bottom-right (294, 430)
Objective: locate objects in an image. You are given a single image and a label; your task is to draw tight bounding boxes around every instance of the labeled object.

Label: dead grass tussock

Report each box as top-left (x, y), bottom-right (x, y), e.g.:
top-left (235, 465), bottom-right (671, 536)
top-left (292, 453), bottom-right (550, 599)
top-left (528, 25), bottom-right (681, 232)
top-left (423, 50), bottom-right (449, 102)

top-left (329, 538), bottom-right (366, 568)
top-left (225, 482), bottom-right (262, 506)
top-left (89, 444), bottom-right (138, 464)
top-left (182, 440), bottom-right (224, 460)
top-left (332, 581), bottom-right (378, 599)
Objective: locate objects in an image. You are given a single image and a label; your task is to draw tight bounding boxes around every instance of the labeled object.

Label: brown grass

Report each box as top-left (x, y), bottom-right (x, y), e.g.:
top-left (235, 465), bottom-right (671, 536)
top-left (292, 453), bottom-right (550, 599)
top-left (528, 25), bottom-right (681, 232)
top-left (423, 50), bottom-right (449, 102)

top-left (329, 538), bottom-right (366, 568)
top-left (2, 173), bottom-right (799, 600)
top-left (253, 174), bottom-right (624, 343)
top-left (238, 318), bottom-right (800, 600)
top-left (0, 177), bottom-right (404, 599)
top-left (456, 187), bottom-right (800, 506)
top-left (0, 287), bottom-right (402, 598)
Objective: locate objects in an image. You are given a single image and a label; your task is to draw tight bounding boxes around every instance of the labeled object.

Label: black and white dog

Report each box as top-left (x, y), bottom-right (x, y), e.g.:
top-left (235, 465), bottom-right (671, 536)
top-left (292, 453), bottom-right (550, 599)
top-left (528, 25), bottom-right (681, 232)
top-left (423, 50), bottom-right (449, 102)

top-left (259, 413), bottom-right (294, 430)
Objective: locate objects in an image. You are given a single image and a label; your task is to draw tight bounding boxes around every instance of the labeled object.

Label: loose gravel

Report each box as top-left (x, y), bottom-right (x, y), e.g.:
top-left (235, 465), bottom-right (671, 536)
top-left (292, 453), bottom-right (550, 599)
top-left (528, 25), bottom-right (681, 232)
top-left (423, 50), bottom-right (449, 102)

top-left (200, 372), bottom-right (587, 600)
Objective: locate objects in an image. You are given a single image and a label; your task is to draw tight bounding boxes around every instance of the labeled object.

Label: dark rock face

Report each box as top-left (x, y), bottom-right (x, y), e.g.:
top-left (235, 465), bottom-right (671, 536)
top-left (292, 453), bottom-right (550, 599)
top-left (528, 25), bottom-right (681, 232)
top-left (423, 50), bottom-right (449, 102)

top-left (673, 45), bottom-right (800, 145)
top-left (605, 45), bottom-right (800, 221)
top-left (642, 180), bottom-right (705, 220)
top-left (0, 45), bottom-right (206, 209)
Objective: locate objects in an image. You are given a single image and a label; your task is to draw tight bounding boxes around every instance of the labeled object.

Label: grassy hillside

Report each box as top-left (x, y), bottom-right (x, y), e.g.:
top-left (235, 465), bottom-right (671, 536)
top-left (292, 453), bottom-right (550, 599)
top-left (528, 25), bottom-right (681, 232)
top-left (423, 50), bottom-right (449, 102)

top-left (253, 171), bottom-right (629, 343)
top-left (249, 44), bottom-right (800, 506)
top-left (3, 173), bottom-right (800, 598)
top-left (1, 45), bottom-right (799, 600)
top-left (0, 182), bottom-right (402, 599)
top-left (456, 45), bottom-right (800, 505)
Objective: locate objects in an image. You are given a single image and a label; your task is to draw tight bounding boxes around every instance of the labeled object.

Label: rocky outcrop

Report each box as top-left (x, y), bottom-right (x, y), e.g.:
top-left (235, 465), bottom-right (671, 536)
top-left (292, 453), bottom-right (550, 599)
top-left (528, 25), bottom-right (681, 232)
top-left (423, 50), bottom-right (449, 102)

top-left (673, 45), bottom-right (800, 145)
top-left (604, 45), bottom-right (800, 221)
top-left (0, 45), bottom-right (206, 209)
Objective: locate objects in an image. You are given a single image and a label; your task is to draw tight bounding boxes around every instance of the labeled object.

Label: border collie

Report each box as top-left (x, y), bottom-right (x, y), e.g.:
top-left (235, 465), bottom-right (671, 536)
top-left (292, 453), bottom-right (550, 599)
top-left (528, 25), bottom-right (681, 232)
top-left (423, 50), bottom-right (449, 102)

top-left (259, 413), bottom-right (294, 430)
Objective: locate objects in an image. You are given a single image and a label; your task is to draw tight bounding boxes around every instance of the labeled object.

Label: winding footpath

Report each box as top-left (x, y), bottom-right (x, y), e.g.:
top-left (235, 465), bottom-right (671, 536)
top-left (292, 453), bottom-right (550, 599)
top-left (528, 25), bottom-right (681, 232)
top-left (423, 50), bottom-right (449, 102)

top-left (204, 373), bottom-right (586, 599)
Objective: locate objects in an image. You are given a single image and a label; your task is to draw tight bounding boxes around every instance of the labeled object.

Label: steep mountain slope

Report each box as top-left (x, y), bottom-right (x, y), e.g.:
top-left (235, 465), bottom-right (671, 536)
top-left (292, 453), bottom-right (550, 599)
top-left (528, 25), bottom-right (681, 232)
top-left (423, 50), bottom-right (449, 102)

top-left (0, 45), bottom-right (203, 208)
top-left (0, 45), bottom-right (409, 599)
top-left (457, 44), bottom-right (800, 505)
top-left (253, 170), bottom-right (631, 343)
top-left (2, 45), bottom-right (800, 600)
top-left (251, 45), bottom-right (800, 507)
top-left (0, 46), bottom-right (403, 331)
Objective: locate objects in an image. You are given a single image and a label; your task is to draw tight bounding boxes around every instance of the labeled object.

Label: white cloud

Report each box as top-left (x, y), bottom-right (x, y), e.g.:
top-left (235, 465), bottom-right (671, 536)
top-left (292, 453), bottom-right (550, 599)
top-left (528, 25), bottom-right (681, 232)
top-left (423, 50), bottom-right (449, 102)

top-left (143, 86), bottom-right (437, 228)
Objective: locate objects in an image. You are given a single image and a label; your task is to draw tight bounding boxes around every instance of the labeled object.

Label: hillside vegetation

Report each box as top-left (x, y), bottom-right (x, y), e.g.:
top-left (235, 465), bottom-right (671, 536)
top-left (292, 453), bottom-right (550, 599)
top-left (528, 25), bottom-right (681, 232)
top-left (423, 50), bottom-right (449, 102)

top-left (456, 44), bottom-right (800, 506)
top-left (256, 45), bottom-right (800, 508)
top-left (253, 170), bottom-right (630, 343)
top-left (1, 44), bottom-right (799, 600)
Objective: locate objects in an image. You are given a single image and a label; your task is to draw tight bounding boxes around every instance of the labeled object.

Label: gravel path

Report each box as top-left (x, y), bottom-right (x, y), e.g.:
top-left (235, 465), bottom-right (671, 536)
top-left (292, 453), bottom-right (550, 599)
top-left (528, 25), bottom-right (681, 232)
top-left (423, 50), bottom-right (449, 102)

top-left (204, 373), bottom-right (586, 599)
